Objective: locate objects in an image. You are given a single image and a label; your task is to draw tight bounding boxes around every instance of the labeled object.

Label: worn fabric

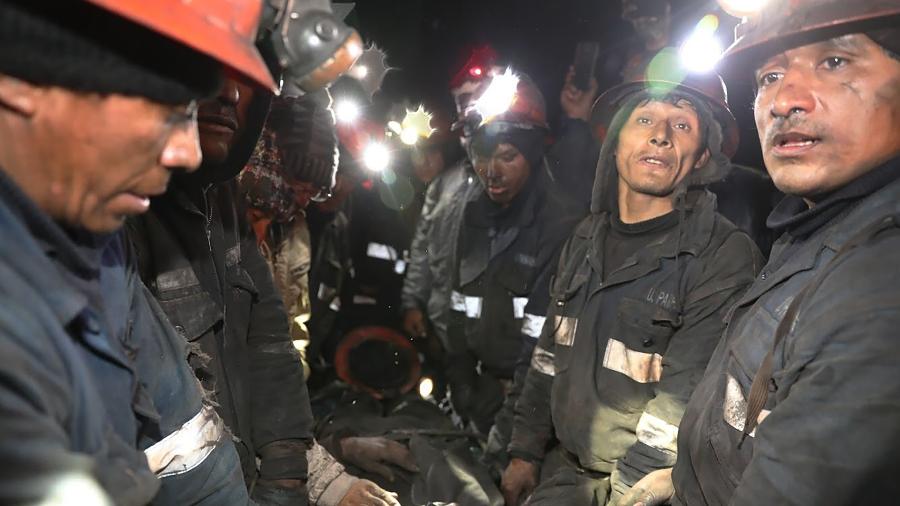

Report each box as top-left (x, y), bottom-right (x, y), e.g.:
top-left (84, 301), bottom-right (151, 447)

top-left (673, 157), bottom-right (900, 506)
top-left (239, 128), bottom-right (299, 224)
top-left (0, 169), bottom-right (251, 505)
top-left (510, 189), bottom-right (762, 502)
top-left (307, 204), bottom-right (353, 366)
top-left (526, 449), bottom-right (611, 506)
top-left (129, 181), bottom-right (316, 490)
top-left (447, 164), bottom-right (583, 437)
top-left (0, 170), bottom-right (159, 505)
top-left (0, 1), bottom-right (222, 104)
top-left (401, 159), bottom-right (481, 343)
top-left (260, 218), bottom-right (313, 347)
top-left (341, 180), bottom-right (416, 331)
top-left (317, 391), bottom-right (502, 506)
top-left (128, 83), bottom-right (316, 501)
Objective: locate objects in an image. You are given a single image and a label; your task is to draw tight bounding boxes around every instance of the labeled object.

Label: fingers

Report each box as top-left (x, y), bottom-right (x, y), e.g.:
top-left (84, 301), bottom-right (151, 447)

top-left (362, 481), bottom-right (400, 506)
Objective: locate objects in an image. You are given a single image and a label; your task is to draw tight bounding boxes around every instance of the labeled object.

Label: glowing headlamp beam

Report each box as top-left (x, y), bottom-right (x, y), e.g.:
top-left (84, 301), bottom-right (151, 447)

top-left (362, 142), bottom-right (391, 172)
top-left (472, 68), bottom-right (520, 124)
top-left (679, 15), bottom-right (723, 73)
top-left (334, 99), bottom-right (361, 124)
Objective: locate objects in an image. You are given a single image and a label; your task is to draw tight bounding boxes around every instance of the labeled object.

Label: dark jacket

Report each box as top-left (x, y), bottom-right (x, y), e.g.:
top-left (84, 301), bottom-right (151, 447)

top-left (673, 159), bottom-right (900, 506)
top-left (0, 172), bottom-right (159, 505)
top-left (307, 203), bottom-right (353, 366)
top-left (128, 91), bottom-right (314, 497)
top-left (446, 166), bottom-right (583, 434)
top-left (705, 164), bottom-right (782, 258)
top-left (130, 180), bottom-right (315, 485)
top-left (510, 189), bottom-right (762, 501)
top-left (401, 159), bottom-right (481, 343)
top-left (0, 170), bottom-right (251, 504)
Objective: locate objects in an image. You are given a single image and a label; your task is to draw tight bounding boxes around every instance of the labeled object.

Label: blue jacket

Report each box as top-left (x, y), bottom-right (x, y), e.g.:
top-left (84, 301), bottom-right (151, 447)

top-left (0, 171), bottom-right (158, 505)
top-left (0, 170), bottom-right (251, 505)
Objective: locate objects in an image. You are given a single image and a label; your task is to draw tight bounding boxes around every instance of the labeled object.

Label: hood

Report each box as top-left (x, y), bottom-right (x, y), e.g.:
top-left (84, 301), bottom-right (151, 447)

top-left (589, 90), bottom-right (731, 215)
top-left (175, 90), bottom-right (274, 189)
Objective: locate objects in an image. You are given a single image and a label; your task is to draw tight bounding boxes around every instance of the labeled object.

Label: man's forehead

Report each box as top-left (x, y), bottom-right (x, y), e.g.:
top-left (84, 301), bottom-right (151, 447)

top-left (632, 96), bottom-right (699, 114)
top-left (756, 33), bottom-right (873, 70)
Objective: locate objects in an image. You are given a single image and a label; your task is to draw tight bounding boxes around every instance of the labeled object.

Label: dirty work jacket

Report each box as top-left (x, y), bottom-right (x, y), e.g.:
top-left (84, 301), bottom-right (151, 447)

top-left (447, 171), bottom-right (583, 433)
top-left (511, 190), bottom-right (761, 500)
top-left (673, 161), bottom-right (900, 506)
top-left (401, 160), bottom-right (481, 342)
top-left (129, 181), bottom-right (315, 485)
top-left (0, 171), bottom-right (160, 505)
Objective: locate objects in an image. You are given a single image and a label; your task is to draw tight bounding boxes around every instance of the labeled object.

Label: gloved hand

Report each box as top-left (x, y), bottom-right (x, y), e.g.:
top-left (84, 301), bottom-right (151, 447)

top-left (339, 436), bottom-right (419, 481)
top-left (501, 458), bottom-right (538, 506)
top-left (338, 479), bottom-right (401, 506)
top-left (615, 468), bottom-right (674, 506)
top-left (403, 308), bottom-right (428, 338)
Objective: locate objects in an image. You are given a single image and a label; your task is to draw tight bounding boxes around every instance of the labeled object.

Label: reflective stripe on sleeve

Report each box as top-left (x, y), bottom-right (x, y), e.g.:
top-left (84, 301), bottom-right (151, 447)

top-left (367, 242), bottom-right (398, 261)
top-left (521, 313), bottom-right (546, 339)
top-left (513, 297), bottom-right (529, 319)
top-left (602, 338), bottom-right (663, 383)
top-left (464, 296), bottom-right (483, 319)
top-left (530, 346), bottom-right (556, 376)
top-left (145, 405), bottom-right (223, 478)
top-left (635, 412), bottom-right (679, 454)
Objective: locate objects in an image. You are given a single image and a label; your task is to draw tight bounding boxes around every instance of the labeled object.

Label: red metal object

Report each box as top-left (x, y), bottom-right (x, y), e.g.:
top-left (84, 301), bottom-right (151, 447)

top-left (334, 326), bottom-right (422, 400)
top-left (84, 0), bottom-right (276, 91)
top-left (723, 0), bottom-right (900, 68)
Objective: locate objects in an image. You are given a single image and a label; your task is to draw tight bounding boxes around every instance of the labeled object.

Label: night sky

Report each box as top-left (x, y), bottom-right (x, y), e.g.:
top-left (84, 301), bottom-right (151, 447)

top-left (346, 0), bottom-right (765, 170)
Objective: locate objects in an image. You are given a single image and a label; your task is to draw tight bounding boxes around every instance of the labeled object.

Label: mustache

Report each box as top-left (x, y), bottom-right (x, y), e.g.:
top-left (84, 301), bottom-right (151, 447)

top-left (763, 116), bottom-right (827, 147)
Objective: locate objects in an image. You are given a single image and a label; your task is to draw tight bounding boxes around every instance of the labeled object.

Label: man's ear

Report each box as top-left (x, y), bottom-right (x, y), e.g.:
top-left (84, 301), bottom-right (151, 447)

top-left (0, 76), bottom-right (41, 117)
top-left (694, 147), bottom-right (711, 169)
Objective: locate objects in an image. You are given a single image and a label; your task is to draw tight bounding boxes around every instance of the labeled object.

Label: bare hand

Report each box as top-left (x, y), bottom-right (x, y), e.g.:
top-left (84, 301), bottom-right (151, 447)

top-left (616, 468), bottom-right (675, 506)
top-left (338, 479), bottom-right (401, 506)
top-left (560, 67), bottom-right (600, 122)
top-left (501, 458), bottom-right (538, 506)
top-left (340, 437), bottom-right (419, 481)
top-left (403, 308), bottom-right (427, 338)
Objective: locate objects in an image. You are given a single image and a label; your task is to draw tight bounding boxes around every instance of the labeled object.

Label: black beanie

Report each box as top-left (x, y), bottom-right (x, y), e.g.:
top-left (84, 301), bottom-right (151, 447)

top-left (0, 0), bottom-right (223, 104)
top-left (267, 91), bottom-right (339, 190)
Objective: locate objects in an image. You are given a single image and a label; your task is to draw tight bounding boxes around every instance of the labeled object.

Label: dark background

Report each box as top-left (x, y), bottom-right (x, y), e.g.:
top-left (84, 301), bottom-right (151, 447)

top-left (344, 0), bottom-right (766, 170)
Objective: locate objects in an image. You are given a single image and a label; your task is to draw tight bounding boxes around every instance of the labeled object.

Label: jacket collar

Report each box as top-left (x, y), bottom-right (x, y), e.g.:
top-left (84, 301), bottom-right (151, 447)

top-left (0, 169), bottom-right (97, 326)
top-left (739, 165), bottom-right (900, 306)
top-left (581, 189), bottom-right (718, 287)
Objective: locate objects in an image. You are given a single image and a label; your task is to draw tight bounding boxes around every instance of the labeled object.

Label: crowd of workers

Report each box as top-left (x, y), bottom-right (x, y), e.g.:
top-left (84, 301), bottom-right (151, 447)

top-left (1, 0), bottom-right (899, 505)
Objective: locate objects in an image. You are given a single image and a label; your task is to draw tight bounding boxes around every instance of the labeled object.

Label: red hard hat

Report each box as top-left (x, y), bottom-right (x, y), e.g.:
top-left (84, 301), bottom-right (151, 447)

top-left (334, 326), bottom-right (422, 400)
top-left (723, 0), bottom-right (900, 69)
top-left (85, 0), bottom-right (277, 92)
top-left (590, 49), bottom-right (739, 157)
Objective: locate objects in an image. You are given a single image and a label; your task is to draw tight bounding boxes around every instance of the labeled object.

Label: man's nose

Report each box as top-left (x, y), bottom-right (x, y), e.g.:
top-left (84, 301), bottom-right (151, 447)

top-left (160, 120), bottom-right (202, 172)
top-left (769, 67), bottom-right (816, 120)
top-left (649, 123), bottom-right (672, 148)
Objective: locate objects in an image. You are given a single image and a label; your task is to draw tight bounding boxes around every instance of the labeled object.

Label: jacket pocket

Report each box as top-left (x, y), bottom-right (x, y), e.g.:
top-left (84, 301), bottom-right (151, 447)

top-left (155, 268), bottom-right (222, 342)
top-left (601, 298), bottom-right (679, 386)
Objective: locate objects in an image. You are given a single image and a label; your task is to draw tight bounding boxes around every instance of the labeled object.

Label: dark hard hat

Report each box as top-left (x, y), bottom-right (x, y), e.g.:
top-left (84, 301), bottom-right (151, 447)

top-left (334, 326), bottom-right (422, 400)
top-left (590, 50), bottom-right (739, 157)
top-left (723, 0), bottom-right (900, 70)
